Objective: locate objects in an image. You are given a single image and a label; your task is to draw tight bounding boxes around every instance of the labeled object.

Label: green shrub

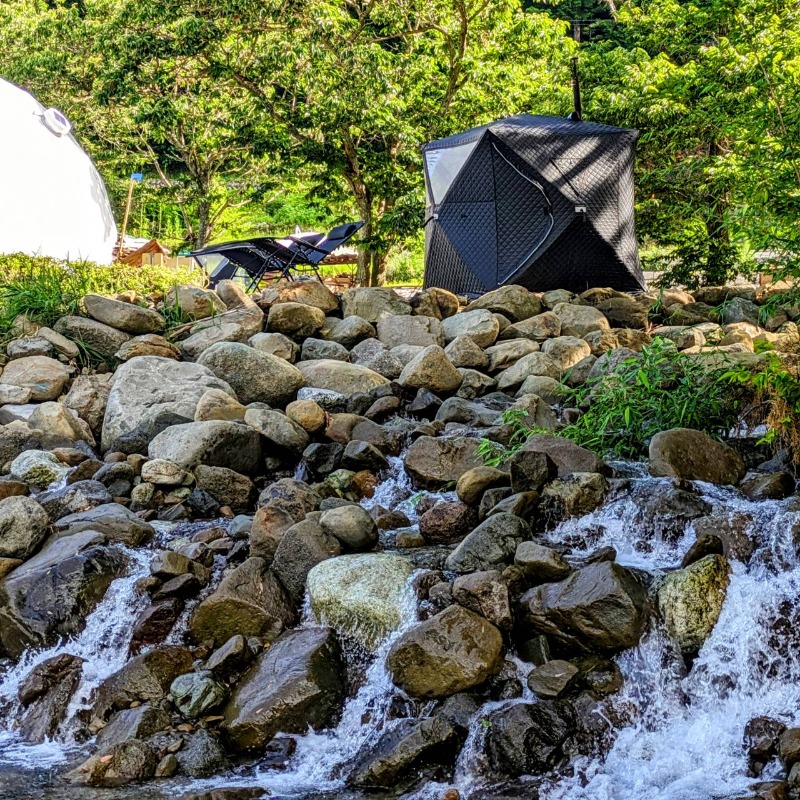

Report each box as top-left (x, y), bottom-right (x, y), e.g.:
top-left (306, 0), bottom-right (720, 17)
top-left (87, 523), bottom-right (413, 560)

top-left (0, 253), bottom-right (205, 337)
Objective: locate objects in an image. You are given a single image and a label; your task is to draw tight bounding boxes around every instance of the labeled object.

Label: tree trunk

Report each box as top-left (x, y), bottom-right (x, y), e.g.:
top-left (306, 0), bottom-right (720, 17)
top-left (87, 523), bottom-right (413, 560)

top-left (195, 197), bottom-right (213, 250)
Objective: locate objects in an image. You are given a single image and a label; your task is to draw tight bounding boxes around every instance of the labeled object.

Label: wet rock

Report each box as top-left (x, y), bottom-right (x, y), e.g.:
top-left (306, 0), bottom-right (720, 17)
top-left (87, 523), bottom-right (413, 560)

top-left (456, 466), bottom-right (509, 505)
top-left (387, 605), bottom-right (504, 698)
top-left (351, 419), bottom-right (404, 455)
top-left (10, 450), bottom-right (67, 489)
top-left (680, 533), bottom-right (724, 568)
top-left (483, 699), bottom-right (576, 777)
top-left (348, 714), bottom-right (461, 789)
top-left (341, 287), bottom-right (412, 322)
top-left (189, 557), bottom-right (296, 648)
top-left (18, 653), bottom-right (84, 743)
top-left (486, 490), bottom-right (539, 520)
top-left (0, 530), bottom-right (126, 658)
top-left (66, 739), bottom-right (158, 787)
top-left (130, 599), bottom-right (183, 653)
top-left (419, 500), bottom-right (479, 545)
top-left (649, 428), bottom-right (746, 485)
top-left (54, 503), bottom-right (154, 547)
top-left (519, 561), bottom-right (647, 654)
top-left (258, 477), bottom-right (320, 522)
top-left (221, 626), bottom-right (344, 751)
top-left (658, 553), bottom-right (730, 655)
top-left (95, 704), bottom-right (171, 750)
top-left (249, 505), bottom-right (294, 562)
top-left (541, 472), bottom-right (608, 520)
top-left (319, 503), bottom-right (378, 551)
top-left (512, 433), bottom-right (611, 477)
top-left (452, 570), bottom-right (512, 630)
top-left (175, 728), bottom-right (229, 777)
top-left (746, 717), bottom-right (786, 776)
top-left (444, 513), bottom-right (531, 574)
top-left (93, 645), bottom-right (193, 722)
top-left (307, 553), bottom-right (415, 650)
top-left (508, 447), bottom-right (557, 493)
top-left (268, 301), bottom-right (325, 338)
top-left (693, 513), bottom-right (756, 563)
top-left (171, 670), bottom-right (228, 719)
top-left (403, 435), bottom-right (484, 488)
top-left (0, 495), bottom-right (49, 559)
top-left (435, 397), bottom-right (500, 427)
top-left (442, 309), bottom-right (499, 348)
top-left (298, 359), bottom-right (389, 395)
top-left (341, 440), bottom-right (388, 472)
top-left (148, 420), bottom-right (261, 473)
top-left (102, 357), bottom-right (235, 451)
top-left (741, 472), bottom-right (796, 501)
top-left (197, 341), bottom-right (304, 406)
top-left (514, 542), bottom-right (572, 584)
top-left (526, 659), bottom-right (579, 699)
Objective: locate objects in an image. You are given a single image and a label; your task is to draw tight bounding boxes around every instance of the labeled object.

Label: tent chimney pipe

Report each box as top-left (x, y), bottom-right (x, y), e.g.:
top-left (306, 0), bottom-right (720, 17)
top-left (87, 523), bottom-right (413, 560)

top-left (570, 56), bottom-right (582, 121)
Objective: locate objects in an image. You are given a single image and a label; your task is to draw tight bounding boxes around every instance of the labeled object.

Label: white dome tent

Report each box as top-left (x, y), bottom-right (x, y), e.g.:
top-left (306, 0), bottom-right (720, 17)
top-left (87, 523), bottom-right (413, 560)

top-left (0, 78), bottom-right (117, 265)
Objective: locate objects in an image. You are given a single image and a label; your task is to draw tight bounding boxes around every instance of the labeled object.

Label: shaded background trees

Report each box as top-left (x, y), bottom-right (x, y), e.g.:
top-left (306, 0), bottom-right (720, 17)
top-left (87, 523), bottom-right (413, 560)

top-left (1, 0), bottom-right (798, 285)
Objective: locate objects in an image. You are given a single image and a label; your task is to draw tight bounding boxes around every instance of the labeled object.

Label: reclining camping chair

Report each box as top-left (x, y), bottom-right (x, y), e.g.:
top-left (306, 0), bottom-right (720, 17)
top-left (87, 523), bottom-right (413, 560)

top-left (191, 221), bottom-right (364, 290)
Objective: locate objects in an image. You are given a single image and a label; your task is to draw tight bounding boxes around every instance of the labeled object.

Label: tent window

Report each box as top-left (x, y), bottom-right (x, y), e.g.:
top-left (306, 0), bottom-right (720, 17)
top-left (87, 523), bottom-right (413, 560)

top-left (425, 140), bottom-right (479, 204)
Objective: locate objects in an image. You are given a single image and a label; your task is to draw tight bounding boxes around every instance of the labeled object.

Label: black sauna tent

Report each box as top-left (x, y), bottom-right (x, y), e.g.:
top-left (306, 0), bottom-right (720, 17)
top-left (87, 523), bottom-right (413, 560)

top-left (422, 114), bottom-right (646, 296)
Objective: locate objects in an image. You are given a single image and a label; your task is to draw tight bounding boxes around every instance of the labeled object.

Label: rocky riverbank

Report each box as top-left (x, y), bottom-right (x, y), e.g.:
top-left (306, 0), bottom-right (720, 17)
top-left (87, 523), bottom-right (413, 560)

top-left (0, 279), bottom-right (799, 800)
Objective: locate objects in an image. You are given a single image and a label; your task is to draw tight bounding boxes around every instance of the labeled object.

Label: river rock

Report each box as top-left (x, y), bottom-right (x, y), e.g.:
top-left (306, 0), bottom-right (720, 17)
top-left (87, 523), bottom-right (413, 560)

top-left (307, 553), bottom-right (415, 650)
top-left (467, 285), bottom-right (541, 322)
top-left (513, 433), bottom-right (611, 477)
top-left (444, 513), bottom-right (531, 573)
top-left (350, 338), bottom-right (404, 378)
top-left (268, 281), bottom-right (339, 313)
top-left (84, 294), bottom-right (164, 334)
top-left (377, 315), bottom-right (444, 349)
top-left (95, 704), bottom-right (171, 750)
top-left (323, 315), bottom-right (376, 347)
top-left (67, 740), bottom-right (158, 786)
top-left (0, 356), bottom-right (69, 402)
top-left (245, 408), bottom-right (309, 456)
top-left (197, 342), bottom-right (304, 406)
top-left (0, 529), bottom-right (126, 658)
top-left (267, 302), bottom-right (325, 338)
top-left (271, 518), bottom-right (342, 603)
top-left (194, 465), bottom-right (254, 510)
top-left (442, 309), bottom-right (499, 348)
top-left (444, 335), bottom-right (490, 369)
top-left (519, 561), bottom-right (647, 654)
top-left (452, 570), bottom-right (512, 630)
top-left (403, 435), bottom-right (484, 487)
top-left (188, 557), bottom-right (296, 648)
top-left (301, 337), bottom-right (349, 361)
top-left (502, 310), bottom-right (562, 342)
top-left (102, 357), bottom-right (235, 452)
top-left (18, 653), bottom-right (84, 743)
top-left (398, 345), bottom-right (462, 394)
top-left (526, 659), bottom-right (579, 699)
top-left (483, 699), bottom-right (575, 777)
top-left (496, 352), bottom-right (562, 391)
top-left (514, 541), bottom-right (572, 584)
top-left (0, 495), bottom-right (49, 560)
top-left (54, 503), bottom-right (154, 547)
top-left (298, 359), bottom-right (389, 396)
top-left (649, 428), bottom-right (746, 485)
top-left (541, 336), bottom-right (593, 370)
top-left (165, 285), bottom-right (227, 319)
top-left (115, 333), bottom-right (180, 361)
top-left (553, 303), bottom-right (610, 337)
top-left (54, 315), bottom-right (131, 359)
top-left (541, 472), bottom-right (608, 519)
top-left (658, 553), bottom-right (730, 654)
top-left (170, 670), bottom-right (228, 719)
top-left (456, 466), bottom-right (509, 505)
top-left (148, 421), bottom-right (261, 473)
top-left (319, 504), bottom-right (378, 551)
top-left (341, 287), bottom-right (411, 322)
top-left (387, 605), bottom-right (503, 699)
top-left (418, 500), bottom-right (479, 545)
top-left (28, 401), bottom-right (94, 444)
top-left (63, 374), bottom-right (112, 438)
top-left (258, 477), bottom-right (320, 522)
top-left (221, 626), bottom-right (344, 751)
top-left (9, 450), bottom-right (69, 489)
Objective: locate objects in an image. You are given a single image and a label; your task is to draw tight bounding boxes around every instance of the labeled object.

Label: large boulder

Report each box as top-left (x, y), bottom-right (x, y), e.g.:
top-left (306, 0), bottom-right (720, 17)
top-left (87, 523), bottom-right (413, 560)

top-left (101, 357), bottom-right (235, 452)
top-left (386, 605), bottom-right (503, 699)
top-left (244, 408), bottom-right (309, 456)
top-left (444, 513), bottom-right (530, 573)
top-left (54, 316), bottom-right (131, 359)
top-left (512, 433), bottom-right (611, 477)
top-left (165, 285), bottom-right (227, 320)
top-left (267, 302), bottom-right (326, 338)
top-left (377, 315), bottom-right (444, 349)
top-left (266, 280), bottom-right (339, 313)
top-left (197, 342), bottom-right (304, 406)
top-left (221, 627), bottom-right (344, 751)
top-left (649, 428), bottom-right (746, 485)
top-left (658, 554), bottom-right (730, 654)
top-left (64, 373), bottom-right (113, 438)
top-left (180, 305), bottom-right (265, 360)
top-left (442, 309), bottom-right (499, 348)
top-left (307, 554), bottom-right (414, 650)
top-left (0, 495), bottom-right (49, 560)
top-left (519, 561), bottom-right (647, 654)
top-left (466, 285), bottom-right (541, 322)
top-left (66, 740), bottom-right (158, 787)
top-left (552, 303), bottom-right (611, 337)
top-left (188, 557), bottom-right (296, 648)
top-left (148, 421), bottom-right (261, 473)
top-left (341, 287), bottom-right (412, 322)
top-left (297, 359), bottom-right (389, 396)
top-left (398, 345), bottom-right (462, 394)
top-left (496, 352), bottom-right (562, 391)
top-left (84, 295), bottom-right (164, 335)
top-left (9, 450), bottom-right (70, 489)
top-left (0, 356), bottom-right (69, 402)
top-left (502, 311), bottom-right (562, 342)
top-left (0, 530), bottom-right (126, 658)
top-left (403, 435), bottom-right (484, 488)
top-left (54, 503), bottom-right (154, 547)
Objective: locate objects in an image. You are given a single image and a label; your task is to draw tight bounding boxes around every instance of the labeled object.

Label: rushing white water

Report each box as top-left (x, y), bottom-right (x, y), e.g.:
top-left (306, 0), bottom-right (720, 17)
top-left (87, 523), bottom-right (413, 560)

top-left (0, 546), bottom-right (152, 767)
